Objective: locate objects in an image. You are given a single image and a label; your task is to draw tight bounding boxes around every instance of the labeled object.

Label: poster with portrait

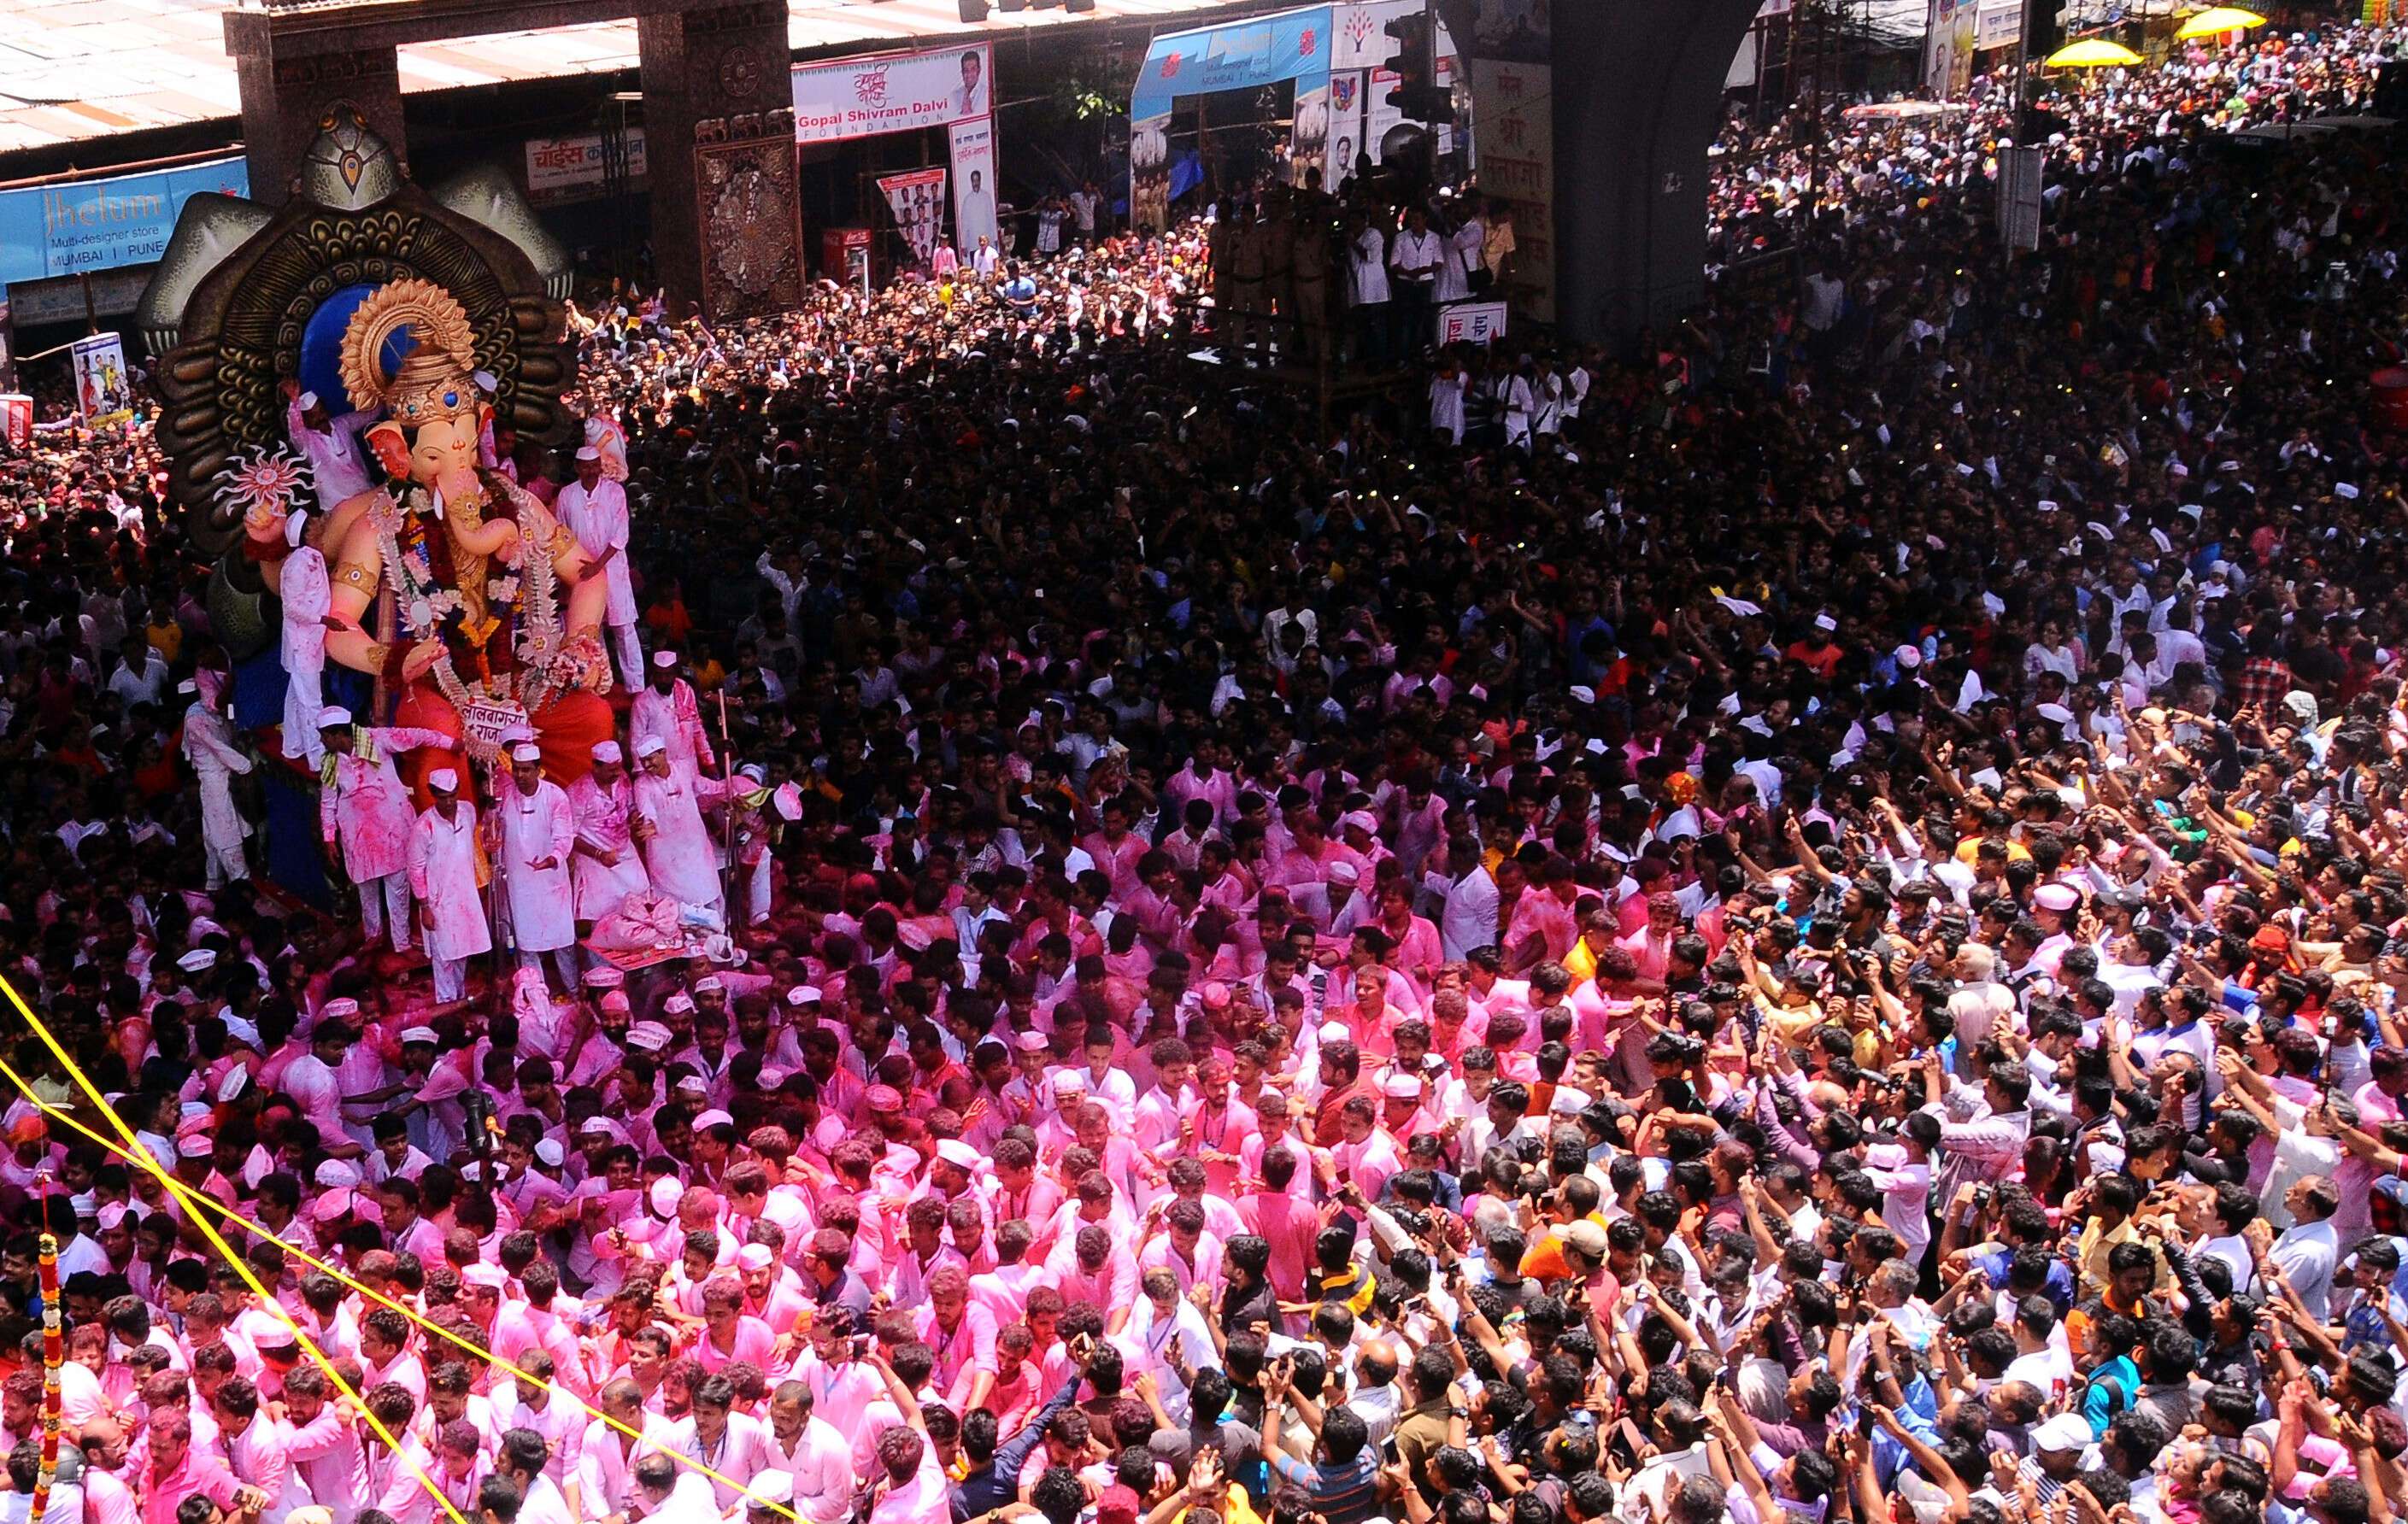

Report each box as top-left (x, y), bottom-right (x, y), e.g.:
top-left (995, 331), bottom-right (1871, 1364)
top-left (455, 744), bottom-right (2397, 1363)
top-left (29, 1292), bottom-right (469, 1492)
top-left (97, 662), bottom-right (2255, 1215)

top-left (1926, 0), bottom-right (1978, 97)
top-left (1131, 112), bottom-right (1173, 234)
top-left (1325, 73), bottom-right (1367, 190)
top-left (1289, 81), bottom-right (1333, 189)
top-left (949, 118), bottom-right (1001, 258)
top-left (878, 168), bottom-right (950, 269)
top-left (71, 331), bottom-right (133, 428)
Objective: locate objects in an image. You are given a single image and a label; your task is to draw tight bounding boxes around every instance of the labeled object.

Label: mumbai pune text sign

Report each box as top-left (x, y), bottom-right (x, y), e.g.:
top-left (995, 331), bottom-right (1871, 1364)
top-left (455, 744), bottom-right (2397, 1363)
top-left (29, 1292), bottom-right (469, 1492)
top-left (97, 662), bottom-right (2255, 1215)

top-left (792, 44), bottom-right (995, 144)
top-left (0, 155), bottom-right (250, 295)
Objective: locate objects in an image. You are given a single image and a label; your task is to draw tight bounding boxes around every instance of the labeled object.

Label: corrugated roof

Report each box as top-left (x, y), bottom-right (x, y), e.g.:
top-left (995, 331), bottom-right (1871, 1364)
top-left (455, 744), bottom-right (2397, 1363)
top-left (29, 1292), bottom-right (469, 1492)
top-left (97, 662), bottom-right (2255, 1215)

top-left (0, 0), bottom-right (1235, 151)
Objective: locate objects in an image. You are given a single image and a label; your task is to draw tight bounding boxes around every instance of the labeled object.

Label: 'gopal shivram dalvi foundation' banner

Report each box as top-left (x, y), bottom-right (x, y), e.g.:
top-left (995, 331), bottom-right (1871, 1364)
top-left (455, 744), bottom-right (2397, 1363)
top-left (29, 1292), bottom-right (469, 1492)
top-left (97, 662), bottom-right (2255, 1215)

top-left (793, 44), bottom-right (995, 144)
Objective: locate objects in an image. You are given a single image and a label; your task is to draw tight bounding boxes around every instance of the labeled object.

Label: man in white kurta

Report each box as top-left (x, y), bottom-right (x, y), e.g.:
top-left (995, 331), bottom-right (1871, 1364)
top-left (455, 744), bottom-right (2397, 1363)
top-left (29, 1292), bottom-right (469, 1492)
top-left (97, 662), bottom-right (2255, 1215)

top-left (215, 1392), bottom-right (309, 1524)
top-left (569, 741), bottom-right (650, 931)
top-left (281, 1007), bottom-right (368, 1160)
top-left (556, 448), bottom-right (641, 689)
top-left (181, 680), bottom-right (253, 888)
top-left (631, 651), bottom-right (717, 774)
top-left (279, 513), bottom-right (332, 766)
top-left (722, 764), bottom-right (777, 929)
top-left (574, 1390), bottom-right (675, 1524)
top-left (631, 736), bottom-right (734, 929)
top-left (497, 742), bottom-right (579, 990)
top-left (408, 770), bottom-right (491, 1002)
top-left (319, 710), bottom-right (454, 955)
top-left (282, 381), bottom-right (378, 513)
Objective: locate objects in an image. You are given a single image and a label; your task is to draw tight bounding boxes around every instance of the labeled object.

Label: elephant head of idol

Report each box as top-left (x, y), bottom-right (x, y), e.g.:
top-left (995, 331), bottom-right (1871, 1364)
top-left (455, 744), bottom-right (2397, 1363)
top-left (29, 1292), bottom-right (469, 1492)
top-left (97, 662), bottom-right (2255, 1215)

top-left (136, 103), bottom-right (577, 658)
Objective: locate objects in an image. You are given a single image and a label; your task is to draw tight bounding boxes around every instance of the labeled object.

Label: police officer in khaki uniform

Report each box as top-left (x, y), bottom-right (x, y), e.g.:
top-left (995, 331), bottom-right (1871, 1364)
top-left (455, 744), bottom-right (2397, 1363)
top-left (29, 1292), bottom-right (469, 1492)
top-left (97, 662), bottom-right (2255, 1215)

top-left (1228, 200), bottom-right (1269, 360)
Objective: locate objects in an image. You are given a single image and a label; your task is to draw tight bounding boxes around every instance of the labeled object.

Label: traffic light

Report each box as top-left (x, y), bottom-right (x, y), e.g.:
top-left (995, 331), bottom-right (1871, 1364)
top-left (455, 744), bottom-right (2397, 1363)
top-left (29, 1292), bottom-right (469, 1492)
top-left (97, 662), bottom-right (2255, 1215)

top-left (1381, 9), bottom-right (1454, 124)
top-left (1393, 83), bottom-right (1454, 123)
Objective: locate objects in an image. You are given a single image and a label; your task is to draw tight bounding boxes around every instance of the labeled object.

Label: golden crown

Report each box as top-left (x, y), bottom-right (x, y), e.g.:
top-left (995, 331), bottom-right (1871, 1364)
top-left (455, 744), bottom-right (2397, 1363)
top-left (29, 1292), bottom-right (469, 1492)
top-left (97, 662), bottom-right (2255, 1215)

top-left (338, 277), bottom-right (480, 426)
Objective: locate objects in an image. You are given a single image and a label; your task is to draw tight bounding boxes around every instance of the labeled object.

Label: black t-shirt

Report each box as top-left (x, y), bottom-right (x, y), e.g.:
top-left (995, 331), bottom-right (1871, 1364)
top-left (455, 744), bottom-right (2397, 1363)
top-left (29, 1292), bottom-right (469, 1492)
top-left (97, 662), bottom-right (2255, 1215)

top-left (1221, 1277), bottom-right (1281, 1334)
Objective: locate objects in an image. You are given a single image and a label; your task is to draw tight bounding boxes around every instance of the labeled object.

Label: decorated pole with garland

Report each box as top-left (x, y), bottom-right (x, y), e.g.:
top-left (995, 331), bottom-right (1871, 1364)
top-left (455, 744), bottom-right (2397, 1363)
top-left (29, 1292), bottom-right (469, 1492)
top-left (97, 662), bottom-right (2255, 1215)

top-left (28, 1228), bottom-right (60, 1524)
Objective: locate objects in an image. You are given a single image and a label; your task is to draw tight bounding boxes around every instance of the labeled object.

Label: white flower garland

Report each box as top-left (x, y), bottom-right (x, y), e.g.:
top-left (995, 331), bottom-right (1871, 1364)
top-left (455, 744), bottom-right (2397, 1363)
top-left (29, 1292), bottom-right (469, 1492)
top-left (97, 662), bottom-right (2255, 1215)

top-left (359, 474), bottom-right (599, 752)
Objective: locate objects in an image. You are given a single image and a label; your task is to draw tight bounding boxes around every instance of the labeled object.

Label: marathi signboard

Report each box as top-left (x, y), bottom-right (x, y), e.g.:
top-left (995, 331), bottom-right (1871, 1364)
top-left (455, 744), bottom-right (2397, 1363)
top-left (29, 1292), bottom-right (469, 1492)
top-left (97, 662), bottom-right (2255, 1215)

top-left (1438, 299), bottom-right (1508, 346)
top-left (1975, 0), bottom-right (2023, 49)
top-left (524, 130), bottom-right (649, 201)
top-left (1466, 56), bottom-right (1554, 324)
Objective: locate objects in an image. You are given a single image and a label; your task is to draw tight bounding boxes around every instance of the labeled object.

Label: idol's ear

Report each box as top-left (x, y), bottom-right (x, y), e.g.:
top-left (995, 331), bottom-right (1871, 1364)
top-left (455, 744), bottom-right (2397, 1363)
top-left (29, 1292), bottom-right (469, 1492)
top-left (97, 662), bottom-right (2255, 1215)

top-left (366, 421), bottom-right (411, 480)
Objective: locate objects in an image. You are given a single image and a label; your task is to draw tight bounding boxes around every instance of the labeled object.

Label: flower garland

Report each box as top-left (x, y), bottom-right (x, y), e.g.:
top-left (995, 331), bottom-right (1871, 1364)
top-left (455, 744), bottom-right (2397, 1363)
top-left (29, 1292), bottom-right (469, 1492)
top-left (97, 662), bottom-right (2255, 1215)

top-left (371, 487), bottom-right (466, 643)
top-left (360, 468), bottom-right (598, 746)
top-left (27, 1229), bottom-right (56, 1524)
top-left (512, 483), bottom-right (564, 713)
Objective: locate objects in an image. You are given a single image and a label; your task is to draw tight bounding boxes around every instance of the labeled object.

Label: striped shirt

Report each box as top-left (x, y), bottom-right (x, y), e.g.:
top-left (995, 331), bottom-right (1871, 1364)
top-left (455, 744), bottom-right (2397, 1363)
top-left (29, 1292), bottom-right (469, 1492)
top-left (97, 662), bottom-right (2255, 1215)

top-left (1270, 1448), bottom-right (1382, 1524)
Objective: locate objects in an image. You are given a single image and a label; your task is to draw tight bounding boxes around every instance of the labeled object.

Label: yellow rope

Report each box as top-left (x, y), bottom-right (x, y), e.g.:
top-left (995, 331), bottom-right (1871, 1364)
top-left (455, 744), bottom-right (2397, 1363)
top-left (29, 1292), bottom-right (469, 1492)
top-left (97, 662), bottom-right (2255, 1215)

top-left (0, 975), bottom-right (470, 1524)
top-left (0, 981), bottom-right (804, 1521)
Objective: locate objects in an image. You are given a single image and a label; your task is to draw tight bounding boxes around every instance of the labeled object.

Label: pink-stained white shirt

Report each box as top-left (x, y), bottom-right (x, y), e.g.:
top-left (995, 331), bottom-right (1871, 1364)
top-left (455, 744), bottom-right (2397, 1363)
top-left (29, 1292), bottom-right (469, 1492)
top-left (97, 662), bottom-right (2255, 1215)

top-left (321, 727), bottom-right (452, 882)
top-left (631, 679), bottom-right (717, 774)
top-left (574, 1412), bottom-right (675, 1521)
top-left (1138, 1231), bottom-right (1226, 1298)
top-left (284, 1404), bottom-right (369, 1524)
top-left (664, 1410), bottom-right (778, 1509)
top-left (867, 1448), bottom-right (953, 1524)
top-left (914, 1300), bottom-right (999, 1408)
top-left (777, 1415), bottom-right (858, 1524)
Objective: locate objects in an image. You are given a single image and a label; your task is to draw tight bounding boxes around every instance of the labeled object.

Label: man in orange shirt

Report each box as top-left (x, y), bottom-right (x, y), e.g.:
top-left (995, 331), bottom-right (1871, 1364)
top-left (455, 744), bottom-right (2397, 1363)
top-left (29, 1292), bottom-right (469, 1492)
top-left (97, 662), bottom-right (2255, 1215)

top-left (645, 574), bottom-right (696, 649)
top-left (1783, 612), bottom-right (1845, 677)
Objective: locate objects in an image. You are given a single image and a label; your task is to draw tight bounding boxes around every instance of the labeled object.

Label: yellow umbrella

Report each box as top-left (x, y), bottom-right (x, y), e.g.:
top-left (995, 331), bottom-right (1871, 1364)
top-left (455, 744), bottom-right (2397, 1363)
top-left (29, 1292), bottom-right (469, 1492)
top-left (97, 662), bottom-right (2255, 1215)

top-left (2046, 38), bottom-right (2144, 65)
top-left (2176, 5), bottom-right (2266, 37)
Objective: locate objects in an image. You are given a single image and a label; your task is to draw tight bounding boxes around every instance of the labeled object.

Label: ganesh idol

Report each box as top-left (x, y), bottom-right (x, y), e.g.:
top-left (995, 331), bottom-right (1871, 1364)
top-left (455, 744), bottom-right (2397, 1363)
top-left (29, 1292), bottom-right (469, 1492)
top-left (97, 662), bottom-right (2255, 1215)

top-left (243, 277), bottom-right (615, 794)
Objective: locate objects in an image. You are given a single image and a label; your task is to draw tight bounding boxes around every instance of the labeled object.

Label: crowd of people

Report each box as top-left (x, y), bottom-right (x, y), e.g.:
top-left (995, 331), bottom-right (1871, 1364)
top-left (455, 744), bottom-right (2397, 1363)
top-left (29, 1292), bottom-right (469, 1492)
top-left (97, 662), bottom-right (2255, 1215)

top-left (1707, 21), bottom-right (2399, 265)
top-left (9, 18), bottom-right (2408, 1524)
top-left (1194, 179), bottom-right (1518, 372)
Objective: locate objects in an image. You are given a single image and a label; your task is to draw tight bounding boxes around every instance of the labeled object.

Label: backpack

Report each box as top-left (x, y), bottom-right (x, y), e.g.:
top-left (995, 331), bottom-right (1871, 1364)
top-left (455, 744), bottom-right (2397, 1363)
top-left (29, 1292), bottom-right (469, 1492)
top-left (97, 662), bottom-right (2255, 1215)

top-left (2085, 1363), bottom-right (2133, 1425)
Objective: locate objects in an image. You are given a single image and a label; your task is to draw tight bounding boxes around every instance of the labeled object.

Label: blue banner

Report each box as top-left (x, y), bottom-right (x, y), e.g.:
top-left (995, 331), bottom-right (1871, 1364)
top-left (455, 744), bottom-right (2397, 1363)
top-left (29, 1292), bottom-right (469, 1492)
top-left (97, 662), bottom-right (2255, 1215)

top-left (1131, 6), bottom-right (1335, 118)
top-left (0, 155), bottom-right (250, 296)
